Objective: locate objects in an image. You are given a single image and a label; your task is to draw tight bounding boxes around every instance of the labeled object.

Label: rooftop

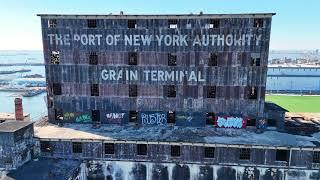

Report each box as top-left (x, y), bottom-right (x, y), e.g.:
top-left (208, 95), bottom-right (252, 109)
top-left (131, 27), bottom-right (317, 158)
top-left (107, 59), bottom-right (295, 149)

top-left (265, 102), bottom-right (289, 112)
top-left (0, 121), bottom-right (33, 133)
top-left (34, 121), bottom-right (320, 149)
top-left (37, 13), bottom-right (276, 19)
top-left (0, 112), bottom-right (30, 121)
top-left (2, 158), bottom-right (80, 180)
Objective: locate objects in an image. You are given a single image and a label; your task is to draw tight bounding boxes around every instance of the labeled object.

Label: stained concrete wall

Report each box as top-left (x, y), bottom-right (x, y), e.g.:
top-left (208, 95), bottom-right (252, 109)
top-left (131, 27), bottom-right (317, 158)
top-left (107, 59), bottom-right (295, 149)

top-left (76, 160), bottom-right (320, 180)
top-left (0, 125), bottom-right (34, 170)
top-left (36, 140), bottom-right (320, 170)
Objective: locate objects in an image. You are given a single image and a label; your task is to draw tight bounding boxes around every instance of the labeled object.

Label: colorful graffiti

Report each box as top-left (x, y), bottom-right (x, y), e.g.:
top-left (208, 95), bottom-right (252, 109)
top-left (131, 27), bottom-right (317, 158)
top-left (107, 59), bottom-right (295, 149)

top-left (106, 113), bottom-right (125, 124)
top-left (176, 115), bottom-right (193, 122)
top-left (216, 117), bottom-right (246, 128)
top-left (63, 112), bottom-right (75, 120)
top-left (76, 114), bottom-right (92, 123)
top-left (141, 113), bottom-right (167, 125)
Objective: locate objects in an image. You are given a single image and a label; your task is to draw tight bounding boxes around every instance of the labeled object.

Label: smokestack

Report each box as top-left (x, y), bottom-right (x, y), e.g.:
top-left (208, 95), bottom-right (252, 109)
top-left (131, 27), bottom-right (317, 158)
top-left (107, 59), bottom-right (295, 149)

top-left (15, 98), bottom-right (24, 121)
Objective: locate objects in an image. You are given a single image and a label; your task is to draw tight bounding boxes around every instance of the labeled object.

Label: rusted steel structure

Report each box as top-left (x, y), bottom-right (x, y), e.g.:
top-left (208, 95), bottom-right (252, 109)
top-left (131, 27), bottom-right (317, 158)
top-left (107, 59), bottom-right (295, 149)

top-left (39, 13), bottom-right (273, 128)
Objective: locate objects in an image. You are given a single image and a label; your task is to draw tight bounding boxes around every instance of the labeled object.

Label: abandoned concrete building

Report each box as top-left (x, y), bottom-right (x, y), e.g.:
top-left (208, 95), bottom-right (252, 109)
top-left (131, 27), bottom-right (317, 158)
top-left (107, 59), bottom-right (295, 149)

top-left (8, 13), bottom-right (317, 179)
top-left (0, 98), bottom-right (34, 171)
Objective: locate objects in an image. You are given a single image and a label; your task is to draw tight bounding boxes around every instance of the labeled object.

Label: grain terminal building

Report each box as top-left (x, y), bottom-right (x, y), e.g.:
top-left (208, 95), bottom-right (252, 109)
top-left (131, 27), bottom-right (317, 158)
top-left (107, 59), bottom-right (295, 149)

top-left (41, 13), bottom-right (271, 127)
top-left (31, 13), bottom-right (320, 179)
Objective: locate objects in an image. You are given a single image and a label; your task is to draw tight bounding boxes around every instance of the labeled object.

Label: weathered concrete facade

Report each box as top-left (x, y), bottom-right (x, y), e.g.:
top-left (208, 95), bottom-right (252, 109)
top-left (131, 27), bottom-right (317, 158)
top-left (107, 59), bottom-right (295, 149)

top-left (0, 121), bottom-right (34, 170)
top-left (39, 13), bottom-right (274, 127)
top-left (78, 160), bottom-right (320, 180)
top-left (36, 140), bottom-right (320, 170)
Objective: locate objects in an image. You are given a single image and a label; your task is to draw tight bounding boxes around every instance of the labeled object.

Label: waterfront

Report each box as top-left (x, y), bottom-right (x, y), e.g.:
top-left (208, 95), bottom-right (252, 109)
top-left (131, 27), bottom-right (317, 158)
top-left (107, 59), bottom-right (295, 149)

top-left (0, 50), bottom-right (46, 120)
top-left (0, 91), bottom-right (47, 121)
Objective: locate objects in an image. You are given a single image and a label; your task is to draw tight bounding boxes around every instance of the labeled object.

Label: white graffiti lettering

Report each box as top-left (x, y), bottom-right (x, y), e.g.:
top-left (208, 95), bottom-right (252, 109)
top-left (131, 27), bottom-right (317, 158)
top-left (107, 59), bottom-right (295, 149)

top-left (106, 113), bottom-right (125, 119)
top-left (217, 117), bottom-right (244, 128)
top-left (141, 113), bottom-right (167, 125)
top-left (106, 113), bottom-right (125, 123)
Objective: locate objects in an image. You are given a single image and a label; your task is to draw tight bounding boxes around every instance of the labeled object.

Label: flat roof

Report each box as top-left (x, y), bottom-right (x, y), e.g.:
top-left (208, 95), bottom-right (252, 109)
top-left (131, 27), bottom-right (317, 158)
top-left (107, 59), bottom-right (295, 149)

top-left (0, 121), bottom-right (33, 133)
top-left (4, 158), bottom-right (80, 180)
top-left (0, 112), bottom-right (30, 121)
top-left (265, 102), bottom-right (288, 112)
top-left (34, 122), bottom-right (320, 149)
top-left (37, 13), bottom-right (276, 19)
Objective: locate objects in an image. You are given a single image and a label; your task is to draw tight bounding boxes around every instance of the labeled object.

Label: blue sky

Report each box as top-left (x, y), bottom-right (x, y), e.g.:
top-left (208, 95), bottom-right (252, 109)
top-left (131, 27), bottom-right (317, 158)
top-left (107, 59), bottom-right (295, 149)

top-left (0, 0), bottom-right (319, 50)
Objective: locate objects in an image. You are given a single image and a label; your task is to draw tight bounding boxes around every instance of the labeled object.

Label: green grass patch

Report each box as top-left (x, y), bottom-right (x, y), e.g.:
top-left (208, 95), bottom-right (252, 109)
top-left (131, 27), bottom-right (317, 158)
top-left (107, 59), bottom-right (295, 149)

top-left (266, 95), bottom-right (320, 112)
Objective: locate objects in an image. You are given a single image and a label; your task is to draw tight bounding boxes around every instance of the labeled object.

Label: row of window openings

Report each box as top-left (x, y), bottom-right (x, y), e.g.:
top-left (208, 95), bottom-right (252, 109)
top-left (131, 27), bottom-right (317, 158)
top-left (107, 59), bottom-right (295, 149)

top-left (40, 141), bottom-right (320, 163)
top-left (50, 51), bottom-right (261, 67)
top-left (52, 83), bottom-right (258, 99)
top-left (47, 18), bottom-right (265, 29)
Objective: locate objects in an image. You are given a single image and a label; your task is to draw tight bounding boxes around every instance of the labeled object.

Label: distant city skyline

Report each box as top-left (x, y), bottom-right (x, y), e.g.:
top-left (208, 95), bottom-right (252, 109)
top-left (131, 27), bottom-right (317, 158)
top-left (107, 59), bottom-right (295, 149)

top-left (0, 0), bottom-right (319, 50)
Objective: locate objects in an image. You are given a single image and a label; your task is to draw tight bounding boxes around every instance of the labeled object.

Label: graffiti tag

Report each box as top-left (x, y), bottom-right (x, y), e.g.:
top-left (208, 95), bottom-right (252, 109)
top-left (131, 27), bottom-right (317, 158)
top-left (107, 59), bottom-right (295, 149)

top-left (106, 113), bottom-right (125, 124)
top-left (141, 113), bottom-right (167, 125)
top-left (258, 119), bottom-right (267, 129)
top-left (176, 115), bottom-right (193, 122)
top-left (216, 117), bottom-right (246, 128)
top-left (64, 112), bottom-right (75, 120)
top-left (76, 114), bottom-right (92, 123)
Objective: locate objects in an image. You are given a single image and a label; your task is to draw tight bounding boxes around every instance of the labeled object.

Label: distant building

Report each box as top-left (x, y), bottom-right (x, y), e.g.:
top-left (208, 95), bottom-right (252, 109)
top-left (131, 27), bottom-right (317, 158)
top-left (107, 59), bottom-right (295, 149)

top-left (267, 66), bottom-right (320, 94)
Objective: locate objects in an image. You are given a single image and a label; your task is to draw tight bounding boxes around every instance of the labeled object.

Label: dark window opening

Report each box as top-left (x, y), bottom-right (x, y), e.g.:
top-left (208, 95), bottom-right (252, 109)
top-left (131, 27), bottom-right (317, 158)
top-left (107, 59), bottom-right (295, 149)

top-left (168, 19), bottom-right (178, 29)
top-left (91, 84), bottom-right (99, 96)
top-left (206, 86), bottom-right (216, 98)
top-left (105, 143), bottom-right (115, 154)
top-left (168, 53), bottom-right (177, 66)
top-left (267, 119), bottom-right (277, 127)
top-left (50, 51), bottom-right (60, 64)
top-left (313, 151), bottom-right (320, 163)
top-left (204, 147), bottom-right (215, 158)
top-left (92, 110), bottom-right (100, 122)
top-left (208, 53), bottom-right (218, 66)
top-left (206, 112), bottom-right (215, 125)
top-left (54, 108), bottom-right (63, 121)
top-left (209, 19), bottom-right (219, 28)
top-left (87, 19), bottom-right (97, 28)
top-left (250, 58), bottom-right (261, 66)
top-left (129, 84), bottom-right (138, 97)
top-left (246, 119), bottom-right (256, 127)
top-left (129, 111), bottom-right (138, 123)
top-left (128, 20), bottom-right (137, 29)
top-left (167, 111), bottom-right (175, 124)
top-left (72, 142), bottom-right (82, 154)
top-left (48, 19), bottom-right (57, 28)
top-left (40, 141), bottom-right (52, 153)
top-left (248, 87), bottom-right (257, 99)
top-left (3, 158), bottom-right (13, 165)
top-left (53, 83), bottom-right (62, 95)
top-left (254, 18), bottom-right (264, 28)
top-left (171, 145), bottom-right (180, 157)
top-left (89, 52), bottom-right (98, 65)
top-left (276, 149), bottom-right (289, 162)
top-left (165, 85), bottom-right (176, 97)
top-left (137, 144), bottom-right (147, 155)
top-left (239, 148), bottom-right (251, 160)
top-left (128, 52), bottom-right (138, 65)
